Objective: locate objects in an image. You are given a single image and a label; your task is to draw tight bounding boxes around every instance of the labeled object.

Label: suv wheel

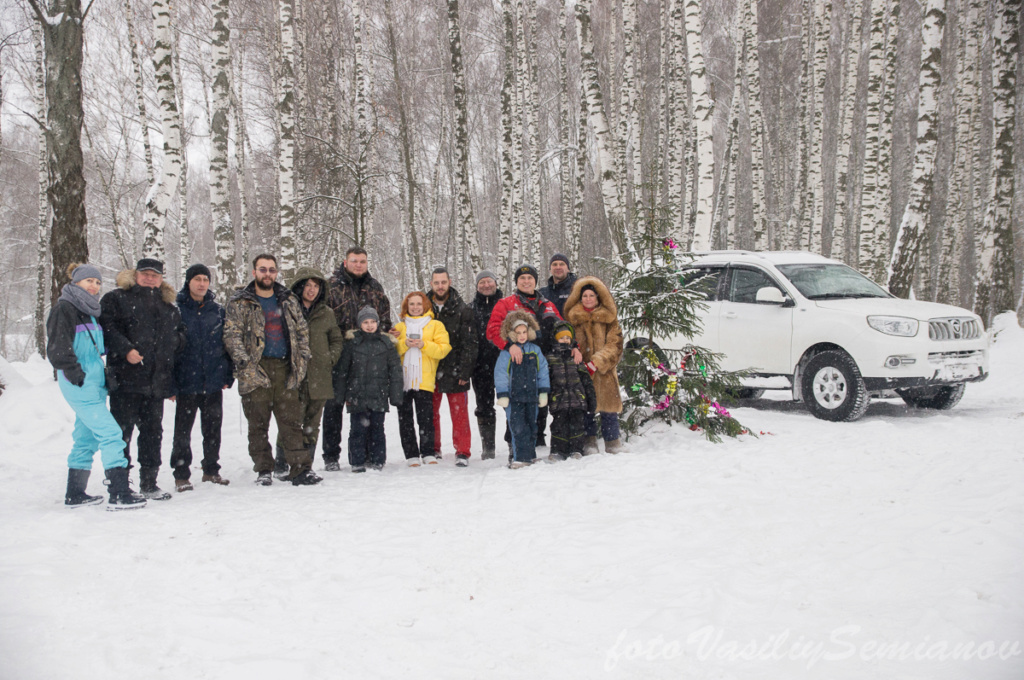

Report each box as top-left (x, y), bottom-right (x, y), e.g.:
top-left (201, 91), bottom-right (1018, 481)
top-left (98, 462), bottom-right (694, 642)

top-left (896, 383), bottom-right (965, 410)
top-left (801, 351), bottom-right (869, 422)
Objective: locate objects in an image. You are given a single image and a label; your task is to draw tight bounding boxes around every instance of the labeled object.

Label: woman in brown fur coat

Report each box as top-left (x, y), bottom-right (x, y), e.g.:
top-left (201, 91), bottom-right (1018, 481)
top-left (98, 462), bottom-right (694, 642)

top-left (563, 276), bottom-right (625, 454)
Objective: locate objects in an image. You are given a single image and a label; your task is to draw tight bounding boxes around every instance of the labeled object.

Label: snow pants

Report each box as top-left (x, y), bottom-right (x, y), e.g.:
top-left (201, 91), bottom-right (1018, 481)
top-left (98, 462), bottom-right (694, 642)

top-left (399, 389), bottom-right (435, 460)
top-left (240, 358), bottom-right (309, 477)
top-left (109, 391), bottom-right (165, 472)
top-left (505, 400), bottom-right (539, 464)
top-left (348, 410), bottom-right (387, 468)
top-left (171, 391), bottom-right (223, 480)
top-left (432, 390), bottom-right (471, 456)
top-left (550, 409), bottom-right (587, 456)
top-left (585, 411), bottom-right (621, 441)
top-left (321, 396), bottom-right (345, 465)
top-left (59, 382), bottom-right (127, 471)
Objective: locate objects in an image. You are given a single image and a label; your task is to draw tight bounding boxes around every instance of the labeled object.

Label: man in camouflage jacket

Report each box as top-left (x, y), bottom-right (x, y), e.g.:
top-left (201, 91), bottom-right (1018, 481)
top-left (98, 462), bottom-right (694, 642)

top-left (224, 254), bottom-right (319, 486)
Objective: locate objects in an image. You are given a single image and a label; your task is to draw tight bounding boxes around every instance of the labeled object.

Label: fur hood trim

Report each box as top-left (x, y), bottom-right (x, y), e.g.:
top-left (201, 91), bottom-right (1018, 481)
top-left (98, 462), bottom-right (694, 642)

top-left (344, 328), bottom-right (398, 344)
top-left (565, 275), bottom-right (617, 324)
top-left (116, 269), bottom-right (177, 305)
top-left (500, 309), bottom-right (539, 343)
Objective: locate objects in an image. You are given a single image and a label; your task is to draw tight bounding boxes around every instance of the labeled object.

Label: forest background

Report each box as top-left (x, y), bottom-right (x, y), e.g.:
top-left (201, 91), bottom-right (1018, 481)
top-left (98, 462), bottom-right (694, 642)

top-left (0, 0), bottom-right (1020, 361)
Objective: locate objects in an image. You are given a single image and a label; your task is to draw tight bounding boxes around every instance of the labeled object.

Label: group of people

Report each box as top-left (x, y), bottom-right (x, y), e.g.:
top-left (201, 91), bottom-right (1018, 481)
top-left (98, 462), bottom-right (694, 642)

top-left (47, 248), bottom-right (626, 510)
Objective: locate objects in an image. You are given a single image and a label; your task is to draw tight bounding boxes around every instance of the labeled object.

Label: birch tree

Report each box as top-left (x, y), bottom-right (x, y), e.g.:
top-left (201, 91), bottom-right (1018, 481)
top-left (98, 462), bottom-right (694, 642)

top-left (498, 0), bottom-right (515, 282)
top-left (446, 0), bottom-right (482, 272)
top-left (886, 0), bottom-right (946, 297)
top-left (140, 0), bottom-right (184, 261)
top-left (209, 0), bottom-right (234, 287)
top-left (666, 0), bottom-right (687, 243)
top-left (24, 0), bottom-right (90, 308)
top-left (33, 25), bottom-right (49, 358)
top-left (125, 0), bottom-right (155, 187)
top-left (741, 0), bottom-right (766, 251)
top-left (684, 0), bottom-right (714, 249)
top-left (832, 0), bottom-right (864, 262)
top-left (277, 0), bottom-right (297, 276)
top-left (576, 0), bottom-right (630, 261)
top-left (805, 0), bottom-right (832, 253)
top-left (973, 0), bottom-right (1020, 321)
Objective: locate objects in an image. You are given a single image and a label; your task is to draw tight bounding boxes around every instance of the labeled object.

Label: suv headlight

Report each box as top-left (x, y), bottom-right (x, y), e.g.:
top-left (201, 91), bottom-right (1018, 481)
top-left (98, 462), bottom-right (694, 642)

top-left (867, 315), bottom-right (919, 337)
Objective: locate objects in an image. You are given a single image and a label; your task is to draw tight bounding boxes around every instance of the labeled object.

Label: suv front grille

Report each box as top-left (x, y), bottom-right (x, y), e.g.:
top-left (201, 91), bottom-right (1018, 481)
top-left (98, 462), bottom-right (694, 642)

top-left (929, 317), bottom-right (981, 341)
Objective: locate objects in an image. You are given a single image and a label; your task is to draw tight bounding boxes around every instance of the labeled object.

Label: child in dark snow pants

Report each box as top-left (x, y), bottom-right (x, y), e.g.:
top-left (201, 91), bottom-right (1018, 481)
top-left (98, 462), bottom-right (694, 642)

top-left (494, 311), bottom-right (550, 468)
top-left (546, 321), bottom-right (597, 461)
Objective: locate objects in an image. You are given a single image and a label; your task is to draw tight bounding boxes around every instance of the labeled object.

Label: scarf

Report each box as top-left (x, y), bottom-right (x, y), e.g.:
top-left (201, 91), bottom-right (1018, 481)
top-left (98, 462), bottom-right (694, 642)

top-left (402, 314), bottom-right (432, 391)
top-left (60, 283), bottom-right (102, 318)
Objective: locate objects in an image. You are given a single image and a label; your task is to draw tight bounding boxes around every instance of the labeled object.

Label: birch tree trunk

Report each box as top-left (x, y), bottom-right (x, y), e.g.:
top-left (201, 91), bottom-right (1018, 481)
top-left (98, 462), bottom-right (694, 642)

top-left (232, 50), bottom-right (250, 280)
top-left (625, 0), bottom-right (643, 234)
top-left (277, 0), bottom-right (297, 276)
top-left (805, 0), bottom-right (833, 253)
top-left (685, 0), bottom-right (714, 250)
top-left (140, 0), bottom-right (183, 261)
top-left (886, 0), bottom-right (946, 297)
top-left (511, 0), bottom-right (526, 268)
top-left (171, 5), bottom-right (189, 276)
top-left (498, 0), bottom-right (515, 282)
top-left (26, 0), bottom-right (90, 309)
top-left (34, 25), bottom-right (49, 359)
top-left (667, 0), bottom-right (686, 242)
top-left (832, 0), bottom-right (864, 262)
top-left (741, 0), bottom-right (767, 251)
top-left (209, 0), bottom-right (234, 287)
top-left (447, 0), bottom-right (483, 272)
top-left (973, 0), bottom-right (1020, 321)
top-left (125, 0), bottom-right (155, 187)
top-left (525, 0), bottom-right (543, 266)
top-left (558, 0), bottom-right (571, 242)
top-left (576, 0), bottom-right (630, 261)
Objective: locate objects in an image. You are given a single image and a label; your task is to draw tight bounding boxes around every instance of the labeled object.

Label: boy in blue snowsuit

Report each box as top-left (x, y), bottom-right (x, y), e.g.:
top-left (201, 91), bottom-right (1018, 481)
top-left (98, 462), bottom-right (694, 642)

top-left (47, 263), bottom-right (146, 510)
top-left (494, 310), bottom-right (550, 468)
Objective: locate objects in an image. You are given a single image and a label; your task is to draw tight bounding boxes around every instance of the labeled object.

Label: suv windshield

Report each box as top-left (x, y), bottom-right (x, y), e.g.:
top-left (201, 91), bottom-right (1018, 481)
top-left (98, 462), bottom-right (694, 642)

top-left (776, 264), bottom-right (891, 300)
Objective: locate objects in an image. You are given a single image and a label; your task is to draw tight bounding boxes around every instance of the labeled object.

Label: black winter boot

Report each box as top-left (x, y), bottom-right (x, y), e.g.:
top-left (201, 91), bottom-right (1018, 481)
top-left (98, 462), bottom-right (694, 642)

top-left (139, 467), bottom-right (172, 501)
top-left (478, 417), bottom-right (496, 460)
top-left (65, 469), bottom-right (103, 507)
top-left (274, 445), bottom-right (290, 478)
top-left (105, 467), bottom-right (147, 511)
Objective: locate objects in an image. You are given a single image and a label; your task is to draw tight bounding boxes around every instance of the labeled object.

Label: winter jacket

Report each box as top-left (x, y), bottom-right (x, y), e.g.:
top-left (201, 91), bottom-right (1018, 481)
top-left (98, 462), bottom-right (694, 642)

top-left (223, 280), bottom-right (310, 395)
top-left (99, 270), bottom-right (186, 398)
top-left (485, 290), bottom-right (562, 355)
top-left (333, 329), bottom-right (404, 412)
top-left (494, 311), bottom-right (550, 403)
top-left (328, 264), bottom-right (393, 333)
top-left (547, 344), bottom-right (597, 413)
top-left (47, 299), bottom-right (106, 397)
top-left (540, 272), bottom-right (578, 317)
top-left (471, 287), bottom-right (503, 377)
top-left (564, 276), bottom-right (624, 413)
top-left (290, 267), bottom-right (344, 400)
top-left (426, 287), bottom-right (478, 393)
top-left (395, 310), bottom-right (452, 393)
top-left (174, 288), bottom-right (233, 395)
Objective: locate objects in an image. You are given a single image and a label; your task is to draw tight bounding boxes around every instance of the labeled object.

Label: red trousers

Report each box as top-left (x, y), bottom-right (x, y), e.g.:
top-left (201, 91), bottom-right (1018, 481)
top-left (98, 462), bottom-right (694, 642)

top-left (432, 390), bottom-right (472, 456)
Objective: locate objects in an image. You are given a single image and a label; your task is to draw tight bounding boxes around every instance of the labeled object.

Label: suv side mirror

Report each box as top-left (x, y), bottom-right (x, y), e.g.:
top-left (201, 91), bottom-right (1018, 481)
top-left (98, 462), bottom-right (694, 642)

top-left (755, 287), bottom-right (786, 305)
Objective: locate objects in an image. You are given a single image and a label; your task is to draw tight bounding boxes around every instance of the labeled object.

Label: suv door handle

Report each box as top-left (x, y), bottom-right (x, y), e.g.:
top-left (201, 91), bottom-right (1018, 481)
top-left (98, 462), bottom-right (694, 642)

top-left (723, 311), bottom-right (737, 319)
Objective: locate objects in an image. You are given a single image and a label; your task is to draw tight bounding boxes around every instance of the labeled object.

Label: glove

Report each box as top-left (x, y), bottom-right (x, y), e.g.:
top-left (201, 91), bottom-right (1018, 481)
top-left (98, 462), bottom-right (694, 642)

top-left (65, 366), bottom-right (86, 387)
top-left (538, 393), bottom-right (548, 408)
top-left (496, 397), bottom-right (510, 408)
top-left (585, 361), bottom-right (597, 376)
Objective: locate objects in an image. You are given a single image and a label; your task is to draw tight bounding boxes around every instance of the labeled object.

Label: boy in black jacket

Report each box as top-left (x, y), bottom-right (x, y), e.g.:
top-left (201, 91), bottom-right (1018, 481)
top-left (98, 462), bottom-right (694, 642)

top-left (546, 320), bottom-right (597, 461)
top-left (333, 307), bottom-right (403, 472)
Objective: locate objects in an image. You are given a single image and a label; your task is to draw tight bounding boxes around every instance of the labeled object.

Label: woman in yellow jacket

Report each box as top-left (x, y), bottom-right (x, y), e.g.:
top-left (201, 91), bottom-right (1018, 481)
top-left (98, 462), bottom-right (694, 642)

top-left (395, 291), bottom-right (452, 465)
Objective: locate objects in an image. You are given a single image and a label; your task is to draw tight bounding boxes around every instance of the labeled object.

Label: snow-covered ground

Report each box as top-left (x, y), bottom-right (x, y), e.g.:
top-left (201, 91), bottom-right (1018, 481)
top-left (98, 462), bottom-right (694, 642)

top-left (1, 315), bottom-right (1022, 680)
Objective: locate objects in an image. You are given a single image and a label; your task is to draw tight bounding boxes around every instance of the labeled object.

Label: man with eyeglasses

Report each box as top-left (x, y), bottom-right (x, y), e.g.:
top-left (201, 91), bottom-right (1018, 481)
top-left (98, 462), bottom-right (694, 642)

top-left (224, 254), bottom-right (320, 486)
top-left (321, 246), bottom-right (393, 471)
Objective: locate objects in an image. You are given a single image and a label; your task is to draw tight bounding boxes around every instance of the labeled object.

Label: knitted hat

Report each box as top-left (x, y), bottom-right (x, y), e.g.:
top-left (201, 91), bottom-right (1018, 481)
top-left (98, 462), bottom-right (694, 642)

top-left (580, 283), bottom-right (597, 297)
top-left (136, 257), bottom-right (164, 274)
top-left (549, 252), bottom-right (569, 266)
top-left (476, 270), bottom-right (497, 285)
top-left (357, 306), bottom-right (379, 325)
top-left (553, 320), bottom-right (574, 343)
top-left (514, 265), bottom-right (538, 284)
top-left (70, 263), bottom-right (102, 284)
top-left (184, 263), bottom-right (212, 285)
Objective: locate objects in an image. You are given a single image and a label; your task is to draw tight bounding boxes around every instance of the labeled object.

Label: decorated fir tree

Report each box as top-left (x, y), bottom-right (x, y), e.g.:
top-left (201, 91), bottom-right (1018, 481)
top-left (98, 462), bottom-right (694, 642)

top-left (600, 233), bottom-right (750, 442)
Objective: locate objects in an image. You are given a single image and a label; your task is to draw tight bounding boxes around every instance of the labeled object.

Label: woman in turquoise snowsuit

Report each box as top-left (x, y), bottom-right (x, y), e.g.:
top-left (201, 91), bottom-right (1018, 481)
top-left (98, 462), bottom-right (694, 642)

top-left (47, 263), bottom-right (145, 509)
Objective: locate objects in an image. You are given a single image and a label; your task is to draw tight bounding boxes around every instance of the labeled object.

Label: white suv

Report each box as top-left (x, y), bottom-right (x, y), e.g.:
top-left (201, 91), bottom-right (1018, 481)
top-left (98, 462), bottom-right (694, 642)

top-left (666, 251), bottom-right (990, 421)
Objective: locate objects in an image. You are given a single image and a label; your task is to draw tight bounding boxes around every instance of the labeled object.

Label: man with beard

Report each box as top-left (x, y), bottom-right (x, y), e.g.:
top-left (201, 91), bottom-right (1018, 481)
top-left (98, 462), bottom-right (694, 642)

top-left (321, 247), bottom-right (393, 471)
top-left (425, 267), bottom-right (478, 466)
top-left (224, 254), bottom-right (319, 486)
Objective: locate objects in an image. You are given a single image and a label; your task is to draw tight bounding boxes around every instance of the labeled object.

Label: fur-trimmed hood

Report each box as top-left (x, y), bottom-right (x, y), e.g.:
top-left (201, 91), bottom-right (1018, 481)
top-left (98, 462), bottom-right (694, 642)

top-left (116, 269), bottom-right (177, 305)
top-left (500, 309), bottom-right (540, 343)
top-left (288, 266), bottom-right (328, 307)
top-left (344, 328), bottom-right (398, 344)
top-left (564, 275), bottom-right (618, 325)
